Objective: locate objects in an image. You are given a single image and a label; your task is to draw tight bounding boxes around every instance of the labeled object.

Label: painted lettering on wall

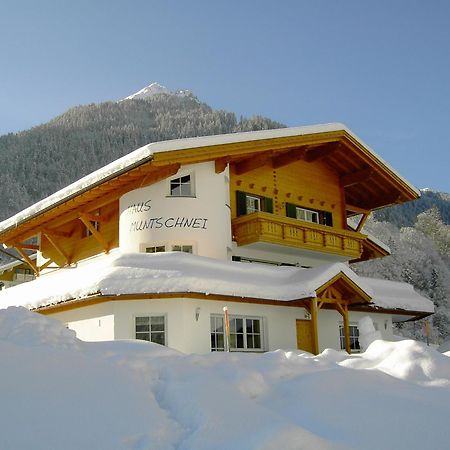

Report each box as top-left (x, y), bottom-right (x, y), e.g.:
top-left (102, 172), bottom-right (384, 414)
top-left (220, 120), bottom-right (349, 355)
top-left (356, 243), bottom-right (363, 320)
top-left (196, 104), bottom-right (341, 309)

top-left (129, 217), bottom-right (208, 232)
top-left (124, 200), bottom-right (152, 215)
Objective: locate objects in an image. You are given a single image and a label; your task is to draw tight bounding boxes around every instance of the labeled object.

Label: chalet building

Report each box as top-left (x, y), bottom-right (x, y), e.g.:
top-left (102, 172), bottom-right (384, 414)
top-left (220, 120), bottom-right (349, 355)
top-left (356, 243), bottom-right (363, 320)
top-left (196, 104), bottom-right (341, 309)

top-left (0, 124), bottom-right (433, 353)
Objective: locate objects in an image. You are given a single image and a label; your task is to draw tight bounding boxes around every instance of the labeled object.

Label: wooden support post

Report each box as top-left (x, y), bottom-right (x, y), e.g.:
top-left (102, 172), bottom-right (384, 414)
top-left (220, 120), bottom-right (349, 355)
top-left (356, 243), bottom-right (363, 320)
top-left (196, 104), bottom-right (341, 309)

top-left (14, 247), bottom-right (39, 276)
top-left (43, 233), bottom-right (69, 265)
top-left (310, 298), bottom-right (319, 355)
top-left (342, 304), bottom-right (351, 354)
top-left (79, 215), bottom-right (109, 253)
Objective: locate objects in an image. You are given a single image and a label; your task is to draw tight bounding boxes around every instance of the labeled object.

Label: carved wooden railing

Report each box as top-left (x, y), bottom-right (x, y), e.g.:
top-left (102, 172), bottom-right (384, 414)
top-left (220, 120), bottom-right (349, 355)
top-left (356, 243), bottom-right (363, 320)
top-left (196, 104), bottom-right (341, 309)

top-left (232, 212), bottom-right (364, 259)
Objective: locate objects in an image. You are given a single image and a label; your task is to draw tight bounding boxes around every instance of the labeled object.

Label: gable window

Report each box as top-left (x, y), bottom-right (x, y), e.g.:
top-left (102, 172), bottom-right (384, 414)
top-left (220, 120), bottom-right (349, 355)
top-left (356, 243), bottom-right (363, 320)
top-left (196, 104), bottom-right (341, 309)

top-left (135, 316), bottom-right (166, 345)
top-left (339, 324), bottom-right (360, 352)
top-left (236, 191), bottom-right (273, 216)
top-left (286, 203), bottom-right (333, 227)
top-left (170, 174), bottom-right (193, 197)
top-left (210, 314), bottom-right (264, 352)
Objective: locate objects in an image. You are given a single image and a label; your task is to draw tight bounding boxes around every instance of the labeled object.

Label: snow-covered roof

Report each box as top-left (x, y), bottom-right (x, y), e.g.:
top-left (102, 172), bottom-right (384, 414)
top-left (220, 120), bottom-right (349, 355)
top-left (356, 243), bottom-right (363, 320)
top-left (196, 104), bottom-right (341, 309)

top-left (361, 277), bottom-right (434, 313)
top-left (0, 251), bottom-right (432, 314)
top-left (0, 254), bottom-right (37, 274)
top-left (0, 123), bottom-right (420, 237)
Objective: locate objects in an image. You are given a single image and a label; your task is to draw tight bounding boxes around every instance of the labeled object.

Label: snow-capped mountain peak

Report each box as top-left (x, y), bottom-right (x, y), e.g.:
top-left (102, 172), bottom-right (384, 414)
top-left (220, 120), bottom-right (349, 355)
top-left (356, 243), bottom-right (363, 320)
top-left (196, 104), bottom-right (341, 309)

top-left (125, 82), bottom-right (170, 100)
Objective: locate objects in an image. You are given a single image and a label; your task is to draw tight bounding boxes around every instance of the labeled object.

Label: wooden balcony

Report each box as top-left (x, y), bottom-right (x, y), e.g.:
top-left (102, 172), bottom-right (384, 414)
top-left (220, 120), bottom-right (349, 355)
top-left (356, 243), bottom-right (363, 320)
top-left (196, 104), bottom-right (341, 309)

top-left (232, 212), bottom-right (365, 259)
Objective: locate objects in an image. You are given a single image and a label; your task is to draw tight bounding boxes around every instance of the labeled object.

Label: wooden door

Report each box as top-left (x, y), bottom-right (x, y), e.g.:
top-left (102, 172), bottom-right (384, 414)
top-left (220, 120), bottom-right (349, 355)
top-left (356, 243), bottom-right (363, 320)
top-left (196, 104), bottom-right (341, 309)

top-left (296, 319), bottom-right (314, 353)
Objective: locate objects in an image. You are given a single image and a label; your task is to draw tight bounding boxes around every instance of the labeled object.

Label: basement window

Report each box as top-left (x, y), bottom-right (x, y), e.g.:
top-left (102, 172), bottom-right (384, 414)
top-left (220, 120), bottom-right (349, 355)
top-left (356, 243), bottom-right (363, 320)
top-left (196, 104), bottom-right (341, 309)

top-left (135, 316), bottom-right (166, 345)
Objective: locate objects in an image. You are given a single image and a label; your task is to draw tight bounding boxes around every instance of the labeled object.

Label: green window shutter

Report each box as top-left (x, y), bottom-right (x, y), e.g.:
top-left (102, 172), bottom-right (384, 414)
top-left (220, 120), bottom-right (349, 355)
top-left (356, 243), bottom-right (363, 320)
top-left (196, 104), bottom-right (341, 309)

top-left (263, 197), bottom-right (273, 213)
top-left (236, 191), bottom-right (247, 216)
top-left (286, 202), bottom-right (297, 218)
top-left (323, 211), bottom-right (333, 227)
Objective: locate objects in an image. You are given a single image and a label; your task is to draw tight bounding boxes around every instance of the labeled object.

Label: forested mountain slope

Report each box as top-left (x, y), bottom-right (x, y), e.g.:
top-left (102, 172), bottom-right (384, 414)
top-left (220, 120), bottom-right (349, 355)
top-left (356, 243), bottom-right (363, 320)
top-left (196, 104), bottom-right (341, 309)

top-left (0, 92), bottom-right (283, 220)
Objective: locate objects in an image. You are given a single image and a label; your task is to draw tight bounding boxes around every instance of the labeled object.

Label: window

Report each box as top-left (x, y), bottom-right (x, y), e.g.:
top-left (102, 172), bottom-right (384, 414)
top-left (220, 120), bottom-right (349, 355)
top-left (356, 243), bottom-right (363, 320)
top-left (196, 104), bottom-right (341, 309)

top-left (210, 315), bottom-right (225, 351)
top-left (236, 191), bottom-right (273, 216)
top-left (339, 324), bottom-right (360, 352)
top-left (170, 174), bottom-right (193, 197)
top-left (145, 244), bottom-right (193, 254)
top-left (210, 314), bottom-right (263, 352)
top-left (146, 246), bottom-right (166, 253)
top-left (246, 195), bottom-right (261, 214)
top-left (286, 203), bottom-right (333, 227)
top-left (13, 268), bottom-right (34, 282)
top-left (171, 245), bottom-right (193, 253)
top-left (135, 316), bottom-right (166, 345)
top-left (296, 207), bottom-right (319, 224)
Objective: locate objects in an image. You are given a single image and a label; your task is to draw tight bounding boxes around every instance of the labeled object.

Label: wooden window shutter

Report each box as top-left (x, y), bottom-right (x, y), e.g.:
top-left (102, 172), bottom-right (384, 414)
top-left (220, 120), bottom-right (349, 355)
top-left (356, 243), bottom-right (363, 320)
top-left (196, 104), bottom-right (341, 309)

top-left (263, 197), bottom-right (273, 213)
top-left (323, 211), bottom-right (333, 227)
top-left (285, 202), bottom-right (297, 218)
top-left (236, 191), bottom-right (247, 216)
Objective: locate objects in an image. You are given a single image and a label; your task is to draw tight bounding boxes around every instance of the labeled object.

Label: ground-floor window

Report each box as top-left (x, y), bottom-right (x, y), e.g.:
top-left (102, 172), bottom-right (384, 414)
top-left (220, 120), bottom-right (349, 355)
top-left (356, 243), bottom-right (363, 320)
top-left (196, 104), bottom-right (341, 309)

top-left (339, 324), bottom-right (360, 352)
top-left (210, 314), bottom-right (263, 352)
top-left (135, 315), bottom-right (166, 345)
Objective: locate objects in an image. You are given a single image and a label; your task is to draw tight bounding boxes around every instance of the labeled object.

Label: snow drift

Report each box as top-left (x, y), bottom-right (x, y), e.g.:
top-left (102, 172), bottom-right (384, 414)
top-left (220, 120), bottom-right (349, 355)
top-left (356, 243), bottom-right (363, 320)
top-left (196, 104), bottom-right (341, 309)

top-left (1, 307), bottom-right (449, 450)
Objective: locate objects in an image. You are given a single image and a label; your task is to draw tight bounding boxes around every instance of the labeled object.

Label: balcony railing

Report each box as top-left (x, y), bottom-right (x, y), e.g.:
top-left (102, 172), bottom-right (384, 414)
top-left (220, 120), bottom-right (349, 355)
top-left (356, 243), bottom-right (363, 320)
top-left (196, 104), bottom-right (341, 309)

top-left (232, 212), bottom-right (365, 259)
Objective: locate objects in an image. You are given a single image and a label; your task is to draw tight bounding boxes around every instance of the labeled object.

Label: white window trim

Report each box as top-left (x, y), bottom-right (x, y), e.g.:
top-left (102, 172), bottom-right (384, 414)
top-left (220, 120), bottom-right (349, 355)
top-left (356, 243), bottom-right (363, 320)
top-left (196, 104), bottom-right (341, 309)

top-left (295, 206), bottom-right (319, 224)
top-left (134, 313), bottom-right (168, 346)
top-left (167, 171), bottom-right (196, 197)
top-left (210, 313), bottom-right (265, 352)
top-left (338, 322), bottom-right (360, 353)
top-left (141, 241), bottom-right (197, 255)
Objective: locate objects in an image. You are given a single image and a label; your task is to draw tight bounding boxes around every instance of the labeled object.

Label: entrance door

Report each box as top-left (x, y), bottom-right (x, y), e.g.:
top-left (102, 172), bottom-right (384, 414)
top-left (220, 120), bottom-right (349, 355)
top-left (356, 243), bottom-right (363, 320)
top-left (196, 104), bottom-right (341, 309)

top-left (296, 319), bottom-right (314, 353)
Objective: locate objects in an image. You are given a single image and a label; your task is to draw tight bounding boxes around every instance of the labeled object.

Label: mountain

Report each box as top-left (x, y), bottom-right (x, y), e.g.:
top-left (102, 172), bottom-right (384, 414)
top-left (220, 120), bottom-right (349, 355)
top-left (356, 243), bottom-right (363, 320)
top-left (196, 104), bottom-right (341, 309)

top-left (374, 189), bottom-right (450, 227)
top-left (124, 82), bottom-right (192, 101)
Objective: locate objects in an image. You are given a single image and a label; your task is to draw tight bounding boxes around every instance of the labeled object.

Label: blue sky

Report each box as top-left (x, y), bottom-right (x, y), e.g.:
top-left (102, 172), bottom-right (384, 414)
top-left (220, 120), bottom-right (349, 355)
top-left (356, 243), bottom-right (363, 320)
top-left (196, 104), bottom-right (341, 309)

top-left (1, 0), bottom-right (450, 192)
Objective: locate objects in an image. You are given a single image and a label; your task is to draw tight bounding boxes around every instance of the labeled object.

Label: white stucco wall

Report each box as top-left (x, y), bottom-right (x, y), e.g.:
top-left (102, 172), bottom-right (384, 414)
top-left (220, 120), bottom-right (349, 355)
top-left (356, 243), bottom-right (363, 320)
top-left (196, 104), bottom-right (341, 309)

top-left (119, 162), bottom-right (232, 260)
top-left (49, 302), bottom-right (115, 341)
top-left (46, 299), bottom-right (395, 353)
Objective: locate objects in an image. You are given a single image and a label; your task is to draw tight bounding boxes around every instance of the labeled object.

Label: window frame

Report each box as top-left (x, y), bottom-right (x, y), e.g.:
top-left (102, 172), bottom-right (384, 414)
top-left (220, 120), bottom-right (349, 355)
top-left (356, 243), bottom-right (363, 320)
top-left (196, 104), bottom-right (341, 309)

top-left (143, 242), bottom-right (196, 254)
top-left (339, 323), bottom-right (360, 353)
top-left (134, 314), bottom-right (167, 346)
top-left (286, 202), bottom-right (333, 227)
top-left (236, 191), bottom-right (273, 216)
top-left (168, 172), bottom-right (195, 197)
top-left (210, 313), bottom-right (265, 352)
top-left (295, 207), bottom-right (319, 224)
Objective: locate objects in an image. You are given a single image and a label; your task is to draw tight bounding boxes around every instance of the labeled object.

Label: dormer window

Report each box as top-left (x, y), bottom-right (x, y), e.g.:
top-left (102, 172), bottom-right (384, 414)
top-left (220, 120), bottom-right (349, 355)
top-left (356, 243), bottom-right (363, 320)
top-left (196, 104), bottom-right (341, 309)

top-left (170, 174), bottom-right (193, 197)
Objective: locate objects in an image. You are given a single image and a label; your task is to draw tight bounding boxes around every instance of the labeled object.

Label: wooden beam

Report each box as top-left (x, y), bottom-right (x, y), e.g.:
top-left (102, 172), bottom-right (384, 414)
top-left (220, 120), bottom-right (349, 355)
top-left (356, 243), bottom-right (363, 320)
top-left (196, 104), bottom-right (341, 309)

top-left (346, 204), bottom-right (370, 215)
top-left (304, 142), bottom-right (340, 162)
top-left (42, 228), bottom-right (72, 239)
top-left (341, 167), bottom-right (374, 188)
top-left (215, 158), bottom-right (228, 174)
top-left (271, 146), bottom-right (309, 169)
top-left (343, 304), bottom-right (351, 354)
top-left (355, 213), bottom-right (369, 232)
top-left (43, 233), bottom-right (69, 265)
top-left (14, 247), bottom-right (38, 275)
top-left (16, 243), bottom-right (39, 251)
top-left (234, 153), bottom-right (272, 175)
top-left (81, 212), bottom-right (107, 223)
top-left (310, 298), bottom-right (319, 355)
top-left (38, 259), bottom-right (53, 271)
top-left (78, 215), bottom-right (109, 253)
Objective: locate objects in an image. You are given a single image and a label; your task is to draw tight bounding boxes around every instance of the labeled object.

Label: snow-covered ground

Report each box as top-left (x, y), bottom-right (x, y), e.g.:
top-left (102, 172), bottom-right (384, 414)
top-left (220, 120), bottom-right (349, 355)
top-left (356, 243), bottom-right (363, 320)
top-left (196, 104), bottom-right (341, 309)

top-left (1, 307), bottom-right (449, 450)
